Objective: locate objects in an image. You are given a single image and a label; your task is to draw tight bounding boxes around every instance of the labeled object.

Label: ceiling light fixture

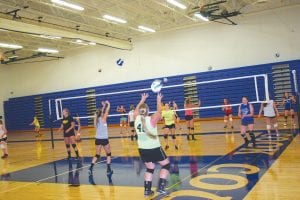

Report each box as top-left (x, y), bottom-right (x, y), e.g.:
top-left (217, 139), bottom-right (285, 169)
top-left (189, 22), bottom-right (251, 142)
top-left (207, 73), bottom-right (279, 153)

top-left (194, 13), bottom-right (209, 21)
top-left (40, 35), bottom-right (62, 40)
top-left (103, 15), bottom-right (127, 24)
top-left (37, 48), bottom-right (59, 53)
top-left (166, 0), bottom-right (187, 10)
top-left (0, 42), bottom-right (23, 49)
top-left (51, 0), bottom-right (84, 11)
top-left (138, 25), bottom-right (156, 33)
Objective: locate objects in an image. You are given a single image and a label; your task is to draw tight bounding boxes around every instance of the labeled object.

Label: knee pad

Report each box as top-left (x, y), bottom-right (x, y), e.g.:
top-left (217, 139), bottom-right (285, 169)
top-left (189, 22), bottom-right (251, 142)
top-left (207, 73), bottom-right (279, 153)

top-left (162, 163), bottom-right (170, 171)
top-left (95, 154), bottom-right (100, 158)
top-left (266, 125), bottom-right (271, 130)
top-left (106, 152), bottom-right (111, 157)
top-left (146, 168), bottom-right (154, 174)
top-left (292, 114), bottom-right (295, 118)
top-left (66, 144), bottom-right (70, 148)
top-left (224, 120), bottom-right (228, 123)
top-left (229, 117), bottom-right (233, 122)
top-left (172, 135), bottom-right (176, 139)
top-left (131, 130), bottom-right (134, 133)
top-left (164, 135), bottom-right (168, 139)
top-left (274, 123), bottom-right (278, 128)
top-left (71, 144), bottom-right (76, 148)
top-left (191, 128), bottom-right (194, 130)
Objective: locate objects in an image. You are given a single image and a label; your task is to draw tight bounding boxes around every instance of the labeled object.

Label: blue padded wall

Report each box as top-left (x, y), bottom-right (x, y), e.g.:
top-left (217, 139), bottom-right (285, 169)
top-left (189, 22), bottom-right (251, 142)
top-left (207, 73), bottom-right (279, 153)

top-left (4, 59), bottom-right (300, 131)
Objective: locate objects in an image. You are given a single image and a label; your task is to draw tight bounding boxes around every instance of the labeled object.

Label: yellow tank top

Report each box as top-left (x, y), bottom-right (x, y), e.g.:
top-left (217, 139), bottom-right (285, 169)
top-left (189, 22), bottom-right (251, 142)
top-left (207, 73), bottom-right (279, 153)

top-left (134, 115), bottom-right (161, 149)
top-left (162, 110), bottom-right (175, 125)
top-left (34, 118), bottom-right (40, 127)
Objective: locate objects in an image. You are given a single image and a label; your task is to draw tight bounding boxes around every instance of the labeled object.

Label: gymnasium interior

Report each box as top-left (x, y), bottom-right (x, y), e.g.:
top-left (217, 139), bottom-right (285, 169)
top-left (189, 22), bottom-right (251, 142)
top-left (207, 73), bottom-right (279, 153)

top-left (0, 0), bottom-right (300, 199)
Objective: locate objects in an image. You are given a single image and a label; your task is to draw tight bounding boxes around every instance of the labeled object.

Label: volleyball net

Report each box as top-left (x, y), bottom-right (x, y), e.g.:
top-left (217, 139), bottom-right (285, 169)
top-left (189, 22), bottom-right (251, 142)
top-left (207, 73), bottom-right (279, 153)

top-left (49, 73), bottom-right (270, 124)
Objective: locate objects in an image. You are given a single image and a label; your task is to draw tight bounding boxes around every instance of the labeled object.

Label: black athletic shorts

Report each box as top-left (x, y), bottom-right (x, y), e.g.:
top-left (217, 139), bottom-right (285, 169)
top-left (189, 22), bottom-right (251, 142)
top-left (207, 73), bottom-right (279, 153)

top-left (185, 115), bottom-right (194, 121)
top-left (95, 139), bottom-right (109, 146)
top-left (130, 121), bottom-right (135, 127)
top-left (165, 124), bottom-right (175, 129)
top-left (138, 147), bottom-right (167, 163)
top-left (64, 131), bottom-right (75, 138)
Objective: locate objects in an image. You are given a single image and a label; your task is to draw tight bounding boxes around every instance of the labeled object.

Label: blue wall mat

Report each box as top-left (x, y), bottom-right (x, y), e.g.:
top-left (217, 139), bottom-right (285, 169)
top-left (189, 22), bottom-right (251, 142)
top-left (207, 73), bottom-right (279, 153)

top-left (4, 59), bottom-right (300, 131)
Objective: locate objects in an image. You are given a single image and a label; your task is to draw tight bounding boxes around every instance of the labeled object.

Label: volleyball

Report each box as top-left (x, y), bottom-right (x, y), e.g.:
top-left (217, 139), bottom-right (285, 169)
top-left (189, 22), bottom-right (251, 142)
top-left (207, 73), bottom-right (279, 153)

top-left (163, 77), bottom-right (168, 83)
top-left (151, 79), bottom-right (163, 93)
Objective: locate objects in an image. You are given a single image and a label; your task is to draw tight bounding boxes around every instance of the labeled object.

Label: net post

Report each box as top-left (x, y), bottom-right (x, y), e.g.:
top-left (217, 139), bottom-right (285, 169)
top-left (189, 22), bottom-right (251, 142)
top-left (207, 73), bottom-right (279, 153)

top-left (264, 74), bottom-right (270, 101)
top-left (292, 70), bottom-right (300, 130)
top-left (254, 76), bottom-right (259, 101)
top-left (48, 99), bottom-right (55, 149)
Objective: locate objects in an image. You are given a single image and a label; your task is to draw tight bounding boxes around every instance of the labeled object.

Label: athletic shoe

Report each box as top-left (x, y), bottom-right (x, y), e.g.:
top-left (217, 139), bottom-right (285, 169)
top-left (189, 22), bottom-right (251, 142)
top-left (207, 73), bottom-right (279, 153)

top-left (165, 145), bottom-right (169, 150)
top-left (224, 125), bottom-right (227, 129)
top-left (276, 133), bottom-right (280, 137)
top-left (1, 154), bottom-right (8, 159)
top-left (88, 174), bottom-right (96, 185)
top-left (267, 135), bottom-right (272, 139)
top-left (157, 189), bottom-right (168, 195)
top-left (67, 156), bottom-right (71, 160)
top-left (144, 190), bottom-right (154, 197)
top-left (244, 138), bottom-right (249, 147)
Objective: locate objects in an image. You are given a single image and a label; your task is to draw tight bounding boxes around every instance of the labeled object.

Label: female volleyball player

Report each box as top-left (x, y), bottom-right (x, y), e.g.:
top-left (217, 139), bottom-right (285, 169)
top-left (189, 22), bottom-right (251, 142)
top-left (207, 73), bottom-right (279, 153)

top-left (162, 102), bottom-right (179, 150)
top-left (258, 99), bottom-right (280, 138)
top-left (88, 101), bottom-right (113, 177)
top-left (222, 98), bottom-right (234, 129)
top-left (117, 105), bottom-right (128, 136)
top-left (184, 97), bottom-right (201, 140)
top-left (58, 108), bottom-right (80, 159)
top-left (134, 93), bottom-right (170, 196)
top-left (29, 116), bottom-right (41, 137)
top-left (74, 114), bottom-right (81, 142)
top-left (128, 104), bottom-right (137, 141)
top-left (238, 96), bottom-right (256, 147)
top-left (0, 120), bottom-right (8, 159)
top-left (282, 92), bottom-right (293, 126)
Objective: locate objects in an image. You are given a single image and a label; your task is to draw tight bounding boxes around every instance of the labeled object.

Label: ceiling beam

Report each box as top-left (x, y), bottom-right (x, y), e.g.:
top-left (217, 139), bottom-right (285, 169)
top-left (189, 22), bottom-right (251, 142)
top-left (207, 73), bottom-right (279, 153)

top-left (0, 17), bottom-right (132, 50)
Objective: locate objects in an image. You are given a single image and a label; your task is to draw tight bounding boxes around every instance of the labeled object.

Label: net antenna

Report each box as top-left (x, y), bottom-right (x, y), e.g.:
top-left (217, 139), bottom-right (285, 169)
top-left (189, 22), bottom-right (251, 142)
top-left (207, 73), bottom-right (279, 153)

top-left (51, 73), bottom-right (270, 120)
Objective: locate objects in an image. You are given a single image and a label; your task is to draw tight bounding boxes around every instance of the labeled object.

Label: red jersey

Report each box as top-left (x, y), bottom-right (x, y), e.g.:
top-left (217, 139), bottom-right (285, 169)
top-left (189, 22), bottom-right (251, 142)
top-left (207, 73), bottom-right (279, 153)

top-left (224, 103), bottom-right (232, 115)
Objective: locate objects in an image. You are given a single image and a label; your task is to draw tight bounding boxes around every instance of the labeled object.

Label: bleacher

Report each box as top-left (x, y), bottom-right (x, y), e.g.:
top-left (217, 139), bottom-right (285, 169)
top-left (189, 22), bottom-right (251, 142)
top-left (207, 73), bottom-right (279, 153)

top-left (4, 59), bottom-right (300, 131)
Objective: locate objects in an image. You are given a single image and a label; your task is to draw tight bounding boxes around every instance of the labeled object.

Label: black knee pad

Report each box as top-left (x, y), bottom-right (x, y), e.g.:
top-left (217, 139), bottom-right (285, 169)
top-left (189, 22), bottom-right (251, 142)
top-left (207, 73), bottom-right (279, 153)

top-left (162, 163), bottom-right (170, 171)
top-left (95, 154), bottom-right (100, 158)
top-left (292, 115), bottom-right (295, 118)
top-left (72, 144), bottom-right (76, 148)
top-left (146, 168), bottom-right (154, 174)
top-left (172, 135), bottom-right (176, 139)
top-left (66, 144), bottom-right (70, 148)
top-left (191, 128), bottom-right (194, 130)
top-left (106, 152), bottom-right (111, 157)
top-left (164, 135), bottom-right (168, 139)
top-left (131, 130), bottom-right (134, 133)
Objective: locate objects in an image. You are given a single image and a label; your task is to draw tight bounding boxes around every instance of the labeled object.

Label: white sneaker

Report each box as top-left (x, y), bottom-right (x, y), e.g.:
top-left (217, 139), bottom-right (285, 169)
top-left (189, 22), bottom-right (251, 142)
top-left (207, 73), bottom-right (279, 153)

top-left (267, 135), bottom-right (272, 139)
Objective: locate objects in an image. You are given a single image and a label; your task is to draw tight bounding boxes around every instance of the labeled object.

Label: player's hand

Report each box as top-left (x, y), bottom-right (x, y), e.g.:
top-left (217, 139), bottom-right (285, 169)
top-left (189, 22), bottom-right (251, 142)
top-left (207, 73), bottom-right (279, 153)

top-left (141, 93), bottom-right (149, 101)
top-left (101, 101), bottom-right (106, 106)
top-left (105, 100), bottom-right (110, 104)
top-left (157, 93), bottom-right (163, 102)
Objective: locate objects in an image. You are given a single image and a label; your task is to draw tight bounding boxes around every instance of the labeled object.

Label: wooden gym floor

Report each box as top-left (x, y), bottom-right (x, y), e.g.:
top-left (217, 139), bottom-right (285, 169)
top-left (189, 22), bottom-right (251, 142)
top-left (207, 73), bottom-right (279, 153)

top-left (0, 118), bottom-right (299, 200)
